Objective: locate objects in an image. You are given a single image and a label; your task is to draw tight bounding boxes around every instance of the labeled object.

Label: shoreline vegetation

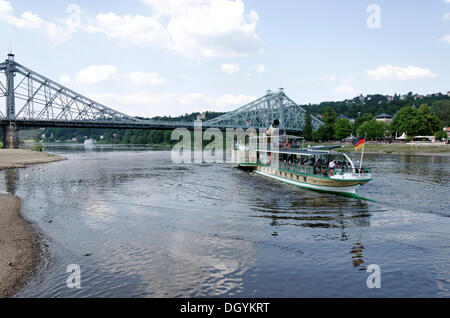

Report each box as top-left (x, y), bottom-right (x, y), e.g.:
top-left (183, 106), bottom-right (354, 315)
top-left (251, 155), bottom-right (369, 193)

top-left (0, 149), bottom-right (65, 297)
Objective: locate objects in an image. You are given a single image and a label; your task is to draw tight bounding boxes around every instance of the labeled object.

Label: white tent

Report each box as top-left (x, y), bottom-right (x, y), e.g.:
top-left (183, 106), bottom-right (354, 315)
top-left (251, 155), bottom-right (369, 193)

top-left (397, 132), bottom-right (407, 140)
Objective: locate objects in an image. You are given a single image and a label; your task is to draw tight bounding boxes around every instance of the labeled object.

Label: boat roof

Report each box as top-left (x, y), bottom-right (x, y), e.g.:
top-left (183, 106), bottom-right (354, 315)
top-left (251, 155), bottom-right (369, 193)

top-left (256, 147), bottom-right (345, 156)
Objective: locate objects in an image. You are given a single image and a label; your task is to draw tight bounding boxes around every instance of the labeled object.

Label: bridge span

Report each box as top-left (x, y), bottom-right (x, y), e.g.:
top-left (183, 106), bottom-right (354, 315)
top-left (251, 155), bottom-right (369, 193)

top-left (0, 53), bottom-right (323, 148)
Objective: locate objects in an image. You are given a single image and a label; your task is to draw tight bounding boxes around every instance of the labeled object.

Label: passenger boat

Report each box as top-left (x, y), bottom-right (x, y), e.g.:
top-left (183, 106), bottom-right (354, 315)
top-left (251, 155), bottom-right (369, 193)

top-left (231, 127), bottom-right (372, 198)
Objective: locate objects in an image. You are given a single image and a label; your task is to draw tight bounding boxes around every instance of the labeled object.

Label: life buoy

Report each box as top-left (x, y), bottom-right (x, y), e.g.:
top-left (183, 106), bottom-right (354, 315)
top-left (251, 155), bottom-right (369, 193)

top-left (328, 169), bottom-right (335, 177)
top-left (283, 142), bottom-right (291, 149)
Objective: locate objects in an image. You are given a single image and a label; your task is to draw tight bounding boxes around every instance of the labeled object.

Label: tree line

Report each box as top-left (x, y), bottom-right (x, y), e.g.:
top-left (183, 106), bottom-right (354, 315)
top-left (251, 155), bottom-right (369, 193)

top-left (302, 100), bottom-right (449, 142)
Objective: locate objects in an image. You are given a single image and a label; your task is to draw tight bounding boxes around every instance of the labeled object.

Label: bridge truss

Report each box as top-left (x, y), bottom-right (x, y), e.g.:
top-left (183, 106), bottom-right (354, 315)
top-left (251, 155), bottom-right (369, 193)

top-left (205, 89), bottom-right (323, 132)
top-left (1, 54), bottom-right (323, 138)
top-left (0, 55), bottom-right (140, 123)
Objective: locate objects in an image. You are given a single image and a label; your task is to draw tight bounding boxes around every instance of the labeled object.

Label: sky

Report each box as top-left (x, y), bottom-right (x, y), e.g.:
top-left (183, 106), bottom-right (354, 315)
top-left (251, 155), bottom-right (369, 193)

top-left (0, 0), bottom-right (449, 117)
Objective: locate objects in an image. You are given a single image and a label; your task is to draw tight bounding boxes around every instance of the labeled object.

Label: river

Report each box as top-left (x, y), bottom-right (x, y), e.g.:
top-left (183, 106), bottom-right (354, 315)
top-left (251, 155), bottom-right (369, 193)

top-left (2, 144), bottom-right (449, 297)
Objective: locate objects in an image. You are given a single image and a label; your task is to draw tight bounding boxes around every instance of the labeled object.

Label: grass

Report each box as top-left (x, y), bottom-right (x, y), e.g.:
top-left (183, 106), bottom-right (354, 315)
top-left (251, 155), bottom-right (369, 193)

top-left (332, 143), bottom-right (450, 155)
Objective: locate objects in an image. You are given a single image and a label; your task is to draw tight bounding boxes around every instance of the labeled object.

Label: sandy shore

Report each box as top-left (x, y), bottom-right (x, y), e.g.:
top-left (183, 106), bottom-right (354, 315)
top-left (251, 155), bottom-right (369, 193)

top-left (0, 149), bottom-right (66, 170)
top-left (0, 149), bottom-right (64, 297)
top-left (0, 194), bottom-right (42, 297)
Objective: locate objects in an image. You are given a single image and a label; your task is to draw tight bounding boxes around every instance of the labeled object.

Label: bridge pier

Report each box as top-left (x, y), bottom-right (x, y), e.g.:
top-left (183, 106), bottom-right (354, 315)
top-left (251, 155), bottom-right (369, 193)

top-left (3, 121), bottom-right (20, 149)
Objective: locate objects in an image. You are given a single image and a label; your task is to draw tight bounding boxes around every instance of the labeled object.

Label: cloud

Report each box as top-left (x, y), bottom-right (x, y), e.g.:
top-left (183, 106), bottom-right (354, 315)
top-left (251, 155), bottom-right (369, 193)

top-left (90, 91), bottom-right (257, 117)
top-left (84, 12), bottom-right (169, 47)
top-left (75, 65), bottom-right (118, 84)
top-left (125, 72), bottom-right (167, 85)
top-left (365, 64), bottom-right (438, 80)
top-left (221, 63), bottom-right (240, 75)
top-left (86, 0), bottom-right (263, 58)
top-left (0, 1), bottom-right (79, 44)
top-left (444, 12), bottom-right (450, 20)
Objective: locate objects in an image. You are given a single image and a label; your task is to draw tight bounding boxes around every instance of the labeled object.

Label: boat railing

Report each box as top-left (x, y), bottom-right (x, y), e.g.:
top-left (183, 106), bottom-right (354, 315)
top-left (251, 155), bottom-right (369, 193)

top-left (275, 161), bottom-right (371, 178)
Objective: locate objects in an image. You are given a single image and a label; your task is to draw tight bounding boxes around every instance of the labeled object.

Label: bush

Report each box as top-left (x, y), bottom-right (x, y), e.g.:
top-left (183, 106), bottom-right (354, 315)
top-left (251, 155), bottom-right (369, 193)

top-left (435, 130), bottom-right (448, 141)
top-left (33, 143), bottom-right (44, 152)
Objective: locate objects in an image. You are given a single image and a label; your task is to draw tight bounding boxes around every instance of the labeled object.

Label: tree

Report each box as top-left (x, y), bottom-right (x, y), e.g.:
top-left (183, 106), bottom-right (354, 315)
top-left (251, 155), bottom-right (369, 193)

top-left (303, 105), bottom-right (313, 141)
top-left (334, 118), bottom-right (353, 140)
top-left (391, 106), bottom-right (420, 136)
top-left (416, 104), bottom-right (442, 135)
top-left (434, 130), bottom-right (448, 141)
top-left (431, 100), bottom-right (450, 128)
top-left (312, 126), bottom-right (327, 142)
top-left (354, 113), bottom-right (374, 130)
top-left (322, 107), bottom-right (337, 140)
top-left (357, 119), bottom-right (388, 140)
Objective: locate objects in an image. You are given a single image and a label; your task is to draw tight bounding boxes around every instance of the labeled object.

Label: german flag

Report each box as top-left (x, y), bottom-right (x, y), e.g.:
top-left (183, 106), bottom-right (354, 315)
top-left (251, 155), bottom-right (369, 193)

top-left (353, 136), bottom-right (366, 151)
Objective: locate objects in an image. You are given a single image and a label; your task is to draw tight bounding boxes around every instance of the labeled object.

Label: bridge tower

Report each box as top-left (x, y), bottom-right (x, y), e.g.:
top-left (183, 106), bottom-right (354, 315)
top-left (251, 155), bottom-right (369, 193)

top-left (3, 53), bottom-right (19, 148)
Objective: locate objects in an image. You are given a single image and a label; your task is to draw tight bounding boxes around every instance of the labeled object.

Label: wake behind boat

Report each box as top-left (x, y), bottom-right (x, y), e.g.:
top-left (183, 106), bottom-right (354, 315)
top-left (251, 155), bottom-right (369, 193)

top-left (231, 124), bottom-right (372, 198)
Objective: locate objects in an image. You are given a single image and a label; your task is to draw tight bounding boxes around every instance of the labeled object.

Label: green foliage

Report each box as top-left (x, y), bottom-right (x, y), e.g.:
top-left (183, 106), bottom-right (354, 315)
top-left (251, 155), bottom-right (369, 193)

top-left (392, 105), bottom-right (442, 137)
top-left (391, 106), bottom-right (421, 136)
top-left (312, 126), bottom-right (327, 142)
top-left (334, 118), bottom-right (353, 140)
top-left (416, 104), bottom-right (441, 135)
top-left (33, 142), bottom-right (44, 152)
top-left (302, 105), bottom-right (313, 141)
top-left (357, 119), bottom-right (389, 140)
top-left (431, 100), bottom-right (450, 127)
top-left (322, 107), bottom-right (337, 140)
top-left (354, 113), bottom-right (374, 132)
top-left (435, 130), bottom-right (448, 140)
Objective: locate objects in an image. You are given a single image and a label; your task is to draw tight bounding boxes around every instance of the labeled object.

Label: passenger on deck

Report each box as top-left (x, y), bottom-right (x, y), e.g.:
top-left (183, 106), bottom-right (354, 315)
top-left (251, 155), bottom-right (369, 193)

top-left (328, 160), bottom-right (336, 169)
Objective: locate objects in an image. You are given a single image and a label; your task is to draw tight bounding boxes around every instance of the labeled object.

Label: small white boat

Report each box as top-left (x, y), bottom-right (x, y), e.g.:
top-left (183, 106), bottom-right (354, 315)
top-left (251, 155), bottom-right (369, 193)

top-left (84, 138), bottom-right (96, 148)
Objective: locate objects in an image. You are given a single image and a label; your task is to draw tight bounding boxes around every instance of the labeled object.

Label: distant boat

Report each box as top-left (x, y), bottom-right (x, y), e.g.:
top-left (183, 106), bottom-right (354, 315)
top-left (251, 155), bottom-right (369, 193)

top-left (84, 139), bottom-right (96, 148)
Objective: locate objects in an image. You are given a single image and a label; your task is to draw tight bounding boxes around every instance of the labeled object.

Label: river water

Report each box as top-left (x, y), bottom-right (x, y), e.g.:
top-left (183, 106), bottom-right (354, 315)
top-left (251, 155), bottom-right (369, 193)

top-left (2, 145), bottom-right (449, 297)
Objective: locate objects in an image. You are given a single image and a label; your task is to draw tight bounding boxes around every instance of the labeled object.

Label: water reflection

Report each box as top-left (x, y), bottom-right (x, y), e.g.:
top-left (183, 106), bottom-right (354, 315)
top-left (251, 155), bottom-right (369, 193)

top-left (4, 168), bottom-right (19, 195)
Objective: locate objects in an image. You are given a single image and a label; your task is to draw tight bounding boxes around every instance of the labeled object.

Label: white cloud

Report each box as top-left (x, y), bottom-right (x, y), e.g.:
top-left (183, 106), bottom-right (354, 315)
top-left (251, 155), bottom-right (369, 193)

top-left (0, 1), bottom-right (79, 44)
top-left (126, 72), bottom-right (167, 85)
top-left (84, 13), bottom-right (169, 47)
top-left (444, 12), bottom-right (450, 20)
top-left (365, 64), bottom-right (438, 80)
top-left (90, 91), bottom-right (256, 117)
top-left (221, 63), bottom-right (240, 75)
top-left (86, 0), bottom-right (263, 58)
top-left (75, 65), bottom-right (118, 84)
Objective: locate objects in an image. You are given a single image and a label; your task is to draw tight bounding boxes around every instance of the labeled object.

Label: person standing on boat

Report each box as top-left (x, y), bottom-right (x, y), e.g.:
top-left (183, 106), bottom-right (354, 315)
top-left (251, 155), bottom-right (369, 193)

top-left (329, 160), bottom-right (336, 169)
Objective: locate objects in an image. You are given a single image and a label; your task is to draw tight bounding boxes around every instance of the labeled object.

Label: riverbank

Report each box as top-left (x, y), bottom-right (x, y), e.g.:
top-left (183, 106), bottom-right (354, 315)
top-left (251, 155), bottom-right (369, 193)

top-left (0, 194), bottom-right (42, 297)
top-left (330, 143), bottom-right (450, 156)
top-left (0, 149), bottom-right (66, 170)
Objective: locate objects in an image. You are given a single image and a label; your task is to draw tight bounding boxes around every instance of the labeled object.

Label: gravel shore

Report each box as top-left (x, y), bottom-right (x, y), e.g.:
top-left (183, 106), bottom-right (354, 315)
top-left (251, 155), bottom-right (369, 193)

top-left (0, 149), bottom-right (65, 170)
top-left (0, 149), bottom-right (64, 297)
top-left (0, 194), bottom-right (42, 297)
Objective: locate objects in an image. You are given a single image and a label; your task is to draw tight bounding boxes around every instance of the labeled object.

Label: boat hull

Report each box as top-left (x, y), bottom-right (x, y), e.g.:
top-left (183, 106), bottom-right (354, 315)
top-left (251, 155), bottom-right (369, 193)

top-left (253, 166), bottom-right (371, 197)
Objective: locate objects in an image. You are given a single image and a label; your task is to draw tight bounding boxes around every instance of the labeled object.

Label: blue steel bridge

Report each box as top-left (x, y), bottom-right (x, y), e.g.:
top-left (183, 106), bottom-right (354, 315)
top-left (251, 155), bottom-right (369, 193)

top-left (0, 54), bottom-right (323, 148)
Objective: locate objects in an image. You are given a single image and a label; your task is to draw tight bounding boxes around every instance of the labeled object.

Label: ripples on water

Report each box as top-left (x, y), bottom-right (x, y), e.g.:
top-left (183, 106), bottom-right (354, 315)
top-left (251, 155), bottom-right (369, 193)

top-left (1, 144), bottom-right (449, 297)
